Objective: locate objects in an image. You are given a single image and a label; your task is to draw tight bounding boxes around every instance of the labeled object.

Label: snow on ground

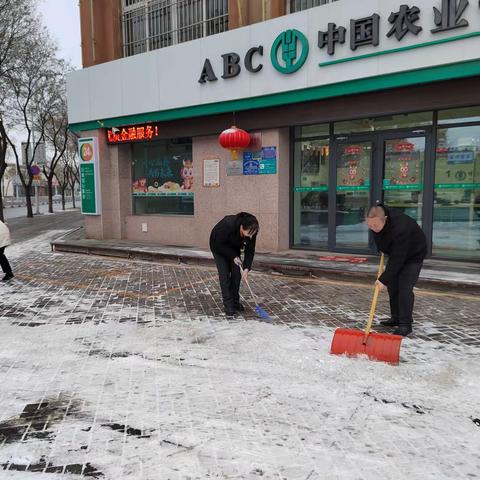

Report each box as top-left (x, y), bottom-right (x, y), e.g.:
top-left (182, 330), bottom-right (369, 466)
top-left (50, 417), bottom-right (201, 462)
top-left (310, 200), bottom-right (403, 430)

top-left (0, 231), bottom-right (478, 479)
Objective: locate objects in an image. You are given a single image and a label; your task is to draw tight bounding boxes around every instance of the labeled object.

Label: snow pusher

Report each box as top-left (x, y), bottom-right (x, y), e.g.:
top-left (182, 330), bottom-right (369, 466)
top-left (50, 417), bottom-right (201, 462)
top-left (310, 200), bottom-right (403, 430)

top-left (330, 253), bottom-right (403, 365)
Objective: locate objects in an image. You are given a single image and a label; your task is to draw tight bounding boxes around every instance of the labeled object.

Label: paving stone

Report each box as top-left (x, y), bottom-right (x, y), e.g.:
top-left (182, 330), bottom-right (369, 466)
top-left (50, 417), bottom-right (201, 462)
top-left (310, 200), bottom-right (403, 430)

top-left (0, 242), bottom-right (478, 479)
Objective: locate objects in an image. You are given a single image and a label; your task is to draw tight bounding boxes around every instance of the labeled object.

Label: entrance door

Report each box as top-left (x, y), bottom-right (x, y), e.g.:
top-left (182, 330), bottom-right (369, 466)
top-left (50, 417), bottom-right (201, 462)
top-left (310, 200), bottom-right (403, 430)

top-left (330, 131), bottom-right (431, 253)
top-left (379, 133), bottom-right (428, 226)
top-left (333, 140), bottom-right (373, 250)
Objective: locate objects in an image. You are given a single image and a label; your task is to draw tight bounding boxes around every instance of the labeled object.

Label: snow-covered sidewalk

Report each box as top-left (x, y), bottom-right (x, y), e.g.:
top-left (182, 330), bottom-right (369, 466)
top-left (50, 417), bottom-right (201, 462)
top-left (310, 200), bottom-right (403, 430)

top-left (0, 230), bottom-right (479, 479)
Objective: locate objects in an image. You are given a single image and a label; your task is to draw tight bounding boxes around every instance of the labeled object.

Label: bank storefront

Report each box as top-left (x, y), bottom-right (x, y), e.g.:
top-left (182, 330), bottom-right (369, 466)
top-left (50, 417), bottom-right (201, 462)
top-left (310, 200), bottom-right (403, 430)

top-left (68, 0), bottom-right (480, 261)
top-left (292, 106), bottom-right (480, 259)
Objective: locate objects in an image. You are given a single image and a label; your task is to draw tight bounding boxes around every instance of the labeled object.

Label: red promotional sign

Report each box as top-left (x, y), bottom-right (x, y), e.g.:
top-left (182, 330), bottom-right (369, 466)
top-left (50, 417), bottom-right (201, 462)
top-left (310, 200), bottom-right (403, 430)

top-left (107, 123), bottom-right (160, 144)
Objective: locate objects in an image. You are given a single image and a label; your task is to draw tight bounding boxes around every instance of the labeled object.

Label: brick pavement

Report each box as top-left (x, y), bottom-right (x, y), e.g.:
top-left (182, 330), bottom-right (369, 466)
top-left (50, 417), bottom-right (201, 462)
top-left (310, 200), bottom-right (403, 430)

top-left (0, 243), bottom-right (479, 479)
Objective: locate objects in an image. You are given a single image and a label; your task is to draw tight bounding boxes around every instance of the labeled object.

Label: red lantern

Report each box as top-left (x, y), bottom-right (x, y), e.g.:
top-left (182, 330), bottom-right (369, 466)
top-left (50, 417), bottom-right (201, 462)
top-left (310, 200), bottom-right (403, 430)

top-left (219, 126), bottom-right (251, 160)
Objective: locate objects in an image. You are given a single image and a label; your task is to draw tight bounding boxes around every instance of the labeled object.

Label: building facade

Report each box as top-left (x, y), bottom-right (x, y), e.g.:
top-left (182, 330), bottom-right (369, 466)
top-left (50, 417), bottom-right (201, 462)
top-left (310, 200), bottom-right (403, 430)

top-left (69, 0), bottom-right (480, 260)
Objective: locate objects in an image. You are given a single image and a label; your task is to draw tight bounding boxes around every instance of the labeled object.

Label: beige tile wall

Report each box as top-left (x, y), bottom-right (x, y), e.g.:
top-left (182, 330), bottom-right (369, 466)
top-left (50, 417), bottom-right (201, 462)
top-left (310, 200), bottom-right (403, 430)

top-left (84, 128), bottom-right (290, 252)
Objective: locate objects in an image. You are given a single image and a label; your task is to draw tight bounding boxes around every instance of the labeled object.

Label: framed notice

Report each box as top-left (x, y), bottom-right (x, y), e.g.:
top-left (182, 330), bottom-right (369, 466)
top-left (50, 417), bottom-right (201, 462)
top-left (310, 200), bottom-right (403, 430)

top-left (226, 160), bottom-right (243, 176)
top-left (203, 157), bottom-right (220, 187)
top-left (78, 137), bottom-right (101, 215)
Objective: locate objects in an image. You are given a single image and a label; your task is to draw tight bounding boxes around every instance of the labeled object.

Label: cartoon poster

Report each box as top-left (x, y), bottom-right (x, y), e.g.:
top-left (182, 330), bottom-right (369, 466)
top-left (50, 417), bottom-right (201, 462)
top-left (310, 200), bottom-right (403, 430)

top-left (132, 155), bottom-right (194, 196)
top-left (337, 144), bottom-right (369, 188)
top-left (384, 141), bottom-right (421, 188)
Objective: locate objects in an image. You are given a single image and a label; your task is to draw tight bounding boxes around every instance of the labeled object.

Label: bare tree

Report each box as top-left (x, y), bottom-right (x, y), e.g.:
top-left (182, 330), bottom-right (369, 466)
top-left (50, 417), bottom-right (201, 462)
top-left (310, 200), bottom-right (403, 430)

top-left (0, 0), bottom-right (38, 221)
top-left (55, 136), bottom-right (78, 211)
top-left (54, 159), bottom-right (69, 211)
top-left (3, 25), bottom-right (59, 217)
top-left (42, 63), bottom-right (70, 213)
top-left (0, 121), bottom-right (8, 221)
top-left (67, 150), bottom-right (80, 209)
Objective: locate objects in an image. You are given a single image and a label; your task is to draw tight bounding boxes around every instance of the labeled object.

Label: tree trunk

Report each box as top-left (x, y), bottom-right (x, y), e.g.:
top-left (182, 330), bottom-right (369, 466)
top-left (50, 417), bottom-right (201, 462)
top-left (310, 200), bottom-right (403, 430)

top-left (61, 188), bottom-right (66, 210)
top-left (71, 185), bottom-right (76, 208)
top-left (0, 164), bottom-right (5, 223)
top-left (0, 187), bottom-right (4, 223)
top-left (47, 176), bottom-right (53, 213)
top-left (25, 185), bottom-right (34, 217)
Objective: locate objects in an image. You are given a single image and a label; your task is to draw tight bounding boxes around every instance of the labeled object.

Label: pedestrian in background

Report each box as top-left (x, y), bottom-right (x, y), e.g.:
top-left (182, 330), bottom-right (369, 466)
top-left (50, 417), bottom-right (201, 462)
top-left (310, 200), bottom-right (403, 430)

top-left (209, 212), bottom-right (259, 317)
top-left (366, 203), bottom-right (427, 336)
top-left (0, 220), bottom-right (14, 282)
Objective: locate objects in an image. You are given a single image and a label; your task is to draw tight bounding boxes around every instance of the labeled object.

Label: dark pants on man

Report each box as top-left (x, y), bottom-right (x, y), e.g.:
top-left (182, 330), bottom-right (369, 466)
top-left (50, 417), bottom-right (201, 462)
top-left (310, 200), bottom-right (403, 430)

top-left (387, 262), bottom-right (423, 327)
top-left (0, 247), bottom-right (12, 275)
top-left (213, 253), bottom-right (241, 313)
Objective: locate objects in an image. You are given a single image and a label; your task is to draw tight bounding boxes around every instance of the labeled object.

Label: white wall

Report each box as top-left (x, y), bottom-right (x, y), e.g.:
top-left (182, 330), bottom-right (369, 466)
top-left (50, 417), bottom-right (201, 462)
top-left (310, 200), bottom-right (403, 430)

top-left (67, 0), bottom-right (480, 124)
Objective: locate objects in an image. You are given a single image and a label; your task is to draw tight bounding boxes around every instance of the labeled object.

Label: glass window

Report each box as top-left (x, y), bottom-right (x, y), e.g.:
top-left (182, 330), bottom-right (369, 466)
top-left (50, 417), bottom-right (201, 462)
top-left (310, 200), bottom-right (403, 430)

top-left (335, 112), bottom-right (432, 134)
top-left (438, 106), bottom-right (480, 125)
top-left (292, 139), bottom-right (330, 247)
top-left (122, 0), bottom-right (228, 57)
top-left (289, 0), bottom-right (339, 13)
top-left (433, 126), bottom-right (480, 259)
top-left (294, 124), bottom-right (329, 139)
top-left (132, 138), bottom-right (194, 215)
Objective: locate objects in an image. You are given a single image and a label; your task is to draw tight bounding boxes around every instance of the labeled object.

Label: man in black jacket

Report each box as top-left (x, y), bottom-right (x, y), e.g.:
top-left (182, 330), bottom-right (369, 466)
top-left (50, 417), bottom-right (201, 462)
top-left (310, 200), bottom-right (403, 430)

top-left (209, 212), bottom-right (259, 316)
top-left (366, 204), bottom-right (427, 336)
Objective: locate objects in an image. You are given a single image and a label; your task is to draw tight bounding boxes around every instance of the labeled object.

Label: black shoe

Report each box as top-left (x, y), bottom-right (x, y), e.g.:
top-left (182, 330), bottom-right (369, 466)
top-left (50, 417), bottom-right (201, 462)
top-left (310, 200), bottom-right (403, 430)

top-left (235, 303), bottom-right (245, 312)
top-left (393, 325), bottom-right (412, 337)
top-left (2, 272), bottom-right (14, 282)
top-left (380, 318), bottom-right (399, 327)
top-left (225, 309), bottom-right (236, 317)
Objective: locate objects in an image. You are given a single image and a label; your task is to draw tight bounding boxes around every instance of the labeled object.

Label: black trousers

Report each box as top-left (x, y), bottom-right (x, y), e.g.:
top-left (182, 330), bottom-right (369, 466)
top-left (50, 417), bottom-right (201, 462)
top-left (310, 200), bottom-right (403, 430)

top-left (213, 253), bottom-right (241, 311)
top-left (387, 262), bottom-right (423, 326)
top-left (0, 247), bottom-right (12, 274)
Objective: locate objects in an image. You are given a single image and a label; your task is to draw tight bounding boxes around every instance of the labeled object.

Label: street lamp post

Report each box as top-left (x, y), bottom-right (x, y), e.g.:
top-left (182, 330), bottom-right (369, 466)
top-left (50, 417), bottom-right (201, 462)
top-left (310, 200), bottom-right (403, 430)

top-left (30, 108), bottom-right (40, 215)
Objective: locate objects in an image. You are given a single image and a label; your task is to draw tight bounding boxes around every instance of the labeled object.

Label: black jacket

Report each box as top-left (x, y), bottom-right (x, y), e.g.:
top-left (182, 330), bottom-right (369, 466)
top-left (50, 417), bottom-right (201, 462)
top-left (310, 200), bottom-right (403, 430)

top-left (372, 206), bottom-right (427, 286)
top-left (209, 214), bottom-right (257, 270)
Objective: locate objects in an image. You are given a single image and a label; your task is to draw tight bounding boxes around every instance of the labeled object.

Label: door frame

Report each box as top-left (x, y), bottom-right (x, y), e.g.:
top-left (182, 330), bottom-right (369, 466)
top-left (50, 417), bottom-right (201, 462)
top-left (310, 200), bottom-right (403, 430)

top-left (330, 128), bottom-right (434, 254)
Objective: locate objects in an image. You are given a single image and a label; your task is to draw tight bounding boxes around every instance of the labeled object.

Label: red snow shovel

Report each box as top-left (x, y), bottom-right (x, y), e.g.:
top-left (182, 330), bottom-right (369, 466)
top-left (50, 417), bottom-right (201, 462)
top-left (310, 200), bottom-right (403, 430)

top-left (330, 253), bottom-right (403, 365)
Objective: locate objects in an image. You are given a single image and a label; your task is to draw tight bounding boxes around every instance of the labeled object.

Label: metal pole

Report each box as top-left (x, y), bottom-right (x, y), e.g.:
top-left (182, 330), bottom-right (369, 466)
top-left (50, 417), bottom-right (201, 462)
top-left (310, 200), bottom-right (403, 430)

top-left (35, 185), bottom-right (40, 214)
top-left (30, 108), bottom-right (40, 215)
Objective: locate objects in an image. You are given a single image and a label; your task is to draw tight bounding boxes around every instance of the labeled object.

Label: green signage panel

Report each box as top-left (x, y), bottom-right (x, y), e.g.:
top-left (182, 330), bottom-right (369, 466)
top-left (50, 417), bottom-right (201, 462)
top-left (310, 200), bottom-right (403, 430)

top-left (336, 186), bottom-right (369, 191)
top-left (133, 192), bottom-right (194, 197)
top-left (80, 163), bottom-right (97, 214)
top-left (434, 183), bottom-right (480, 189)
top-left (383, 183), bottom-right (424, 190)
top-left (294, 186), bottom-right (328, 192)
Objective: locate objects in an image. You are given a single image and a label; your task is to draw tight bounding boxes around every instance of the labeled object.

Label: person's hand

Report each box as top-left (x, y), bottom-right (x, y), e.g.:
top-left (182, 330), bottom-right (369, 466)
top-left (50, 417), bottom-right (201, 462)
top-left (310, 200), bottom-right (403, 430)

top-left (375, 279), bottom-right (386, 291)
top-left (234, 257), bottom-right (243, 268)
top-left (241, 268), bottom-right (249, 279)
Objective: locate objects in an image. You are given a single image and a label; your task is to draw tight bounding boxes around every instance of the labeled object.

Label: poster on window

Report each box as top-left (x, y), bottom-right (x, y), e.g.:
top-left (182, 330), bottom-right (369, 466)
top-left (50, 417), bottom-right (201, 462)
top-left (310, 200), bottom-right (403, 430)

top-left (132, 155), bottom-right (193, 196)
top-left (383, 140), bottom-right (422, 189)
top-left (337, 144), bottom-right (369, 189)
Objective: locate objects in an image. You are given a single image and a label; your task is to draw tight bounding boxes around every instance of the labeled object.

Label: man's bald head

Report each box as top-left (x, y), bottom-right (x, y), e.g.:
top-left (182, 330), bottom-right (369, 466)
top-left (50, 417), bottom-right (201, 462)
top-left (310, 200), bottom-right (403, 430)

top-left (366, 205), bottom-right (387, 232)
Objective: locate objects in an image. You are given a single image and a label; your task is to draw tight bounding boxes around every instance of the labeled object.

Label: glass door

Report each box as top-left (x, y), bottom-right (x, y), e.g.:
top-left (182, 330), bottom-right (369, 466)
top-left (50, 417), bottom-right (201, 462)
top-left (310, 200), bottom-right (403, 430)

top-left (380, 135), bottom-right (427, 225)
top-left (334, 141), bottom-right (372, 249)
top-left (292, 139), bottom-right (330, 247)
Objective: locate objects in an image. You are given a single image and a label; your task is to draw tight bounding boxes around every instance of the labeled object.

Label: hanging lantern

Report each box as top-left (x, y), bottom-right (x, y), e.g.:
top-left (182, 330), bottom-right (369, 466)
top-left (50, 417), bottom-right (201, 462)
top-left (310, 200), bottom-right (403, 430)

top-left (219, 126), bottom-right (251, 160)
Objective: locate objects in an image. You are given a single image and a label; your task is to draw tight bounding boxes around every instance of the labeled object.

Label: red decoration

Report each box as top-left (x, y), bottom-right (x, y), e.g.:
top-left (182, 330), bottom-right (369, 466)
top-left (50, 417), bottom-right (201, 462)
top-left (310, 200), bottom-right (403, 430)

top-left (394, 142), bottom-right (414, 152)
top-left (219, 126), bottom-right (251, 160)
top-left (344, 145), bottom-right (362, 155)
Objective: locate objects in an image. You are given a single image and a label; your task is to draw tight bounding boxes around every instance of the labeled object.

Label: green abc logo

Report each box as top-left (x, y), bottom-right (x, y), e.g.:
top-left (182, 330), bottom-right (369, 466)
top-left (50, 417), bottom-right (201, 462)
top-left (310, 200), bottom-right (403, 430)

top-left (271, 29), bottom-right (309, 74)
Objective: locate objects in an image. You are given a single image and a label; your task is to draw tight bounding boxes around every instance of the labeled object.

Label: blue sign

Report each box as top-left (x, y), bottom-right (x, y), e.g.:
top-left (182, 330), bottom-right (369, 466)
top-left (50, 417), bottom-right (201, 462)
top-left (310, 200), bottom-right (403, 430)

top-left (447, 151), bottom-right (474, 164)
top-left (262, 146), bottom-right (276, 159)
top-left (243, 152), bottom-right (260, 175)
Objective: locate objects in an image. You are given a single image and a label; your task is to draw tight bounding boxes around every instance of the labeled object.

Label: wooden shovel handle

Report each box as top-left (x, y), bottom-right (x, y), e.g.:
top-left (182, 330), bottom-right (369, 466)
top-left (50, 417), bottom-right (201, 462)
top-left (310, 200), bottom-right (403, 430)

top-left (363, 253), bottom-right (385, 343)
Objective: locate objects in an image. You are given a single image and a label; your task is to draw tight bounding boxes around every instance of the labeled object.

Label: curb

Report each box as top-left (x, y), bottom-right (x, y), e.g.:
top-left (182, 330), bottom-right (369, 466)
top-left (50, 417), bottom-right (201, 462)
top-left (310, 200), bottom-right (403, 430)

top-left (51, 239), bottom-right (479, 294)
